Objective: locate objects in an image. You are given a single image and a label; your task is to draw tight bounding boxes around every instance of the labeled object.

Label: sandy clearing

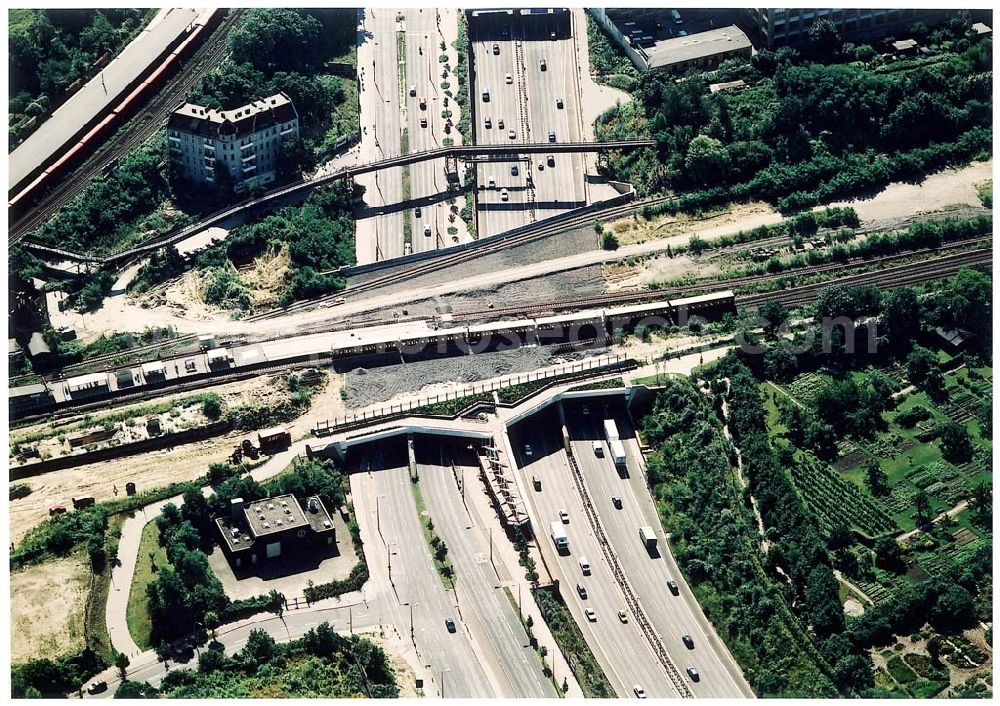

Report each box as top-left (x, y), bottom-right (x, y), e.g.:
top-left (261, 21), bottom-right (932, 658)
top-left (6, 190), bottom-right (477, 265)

top-left (9, 432), bottom-right (245, 545)
top-left (614, 201), bottom-right (780, 247)
top-left (9, 375), bottom-right (312, 543)
top-left (827, 160), bottom-right (992, 222)
top-left (10, 556), bottom-right (89, 663)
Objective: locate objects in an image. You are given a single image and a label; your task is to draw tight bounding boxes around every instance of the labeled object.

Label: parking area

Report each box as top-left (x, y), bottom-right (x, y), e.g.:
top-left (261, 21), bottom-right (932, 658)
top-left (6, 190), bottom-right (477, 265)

top-left (469, 10), bottom-right (588, 238)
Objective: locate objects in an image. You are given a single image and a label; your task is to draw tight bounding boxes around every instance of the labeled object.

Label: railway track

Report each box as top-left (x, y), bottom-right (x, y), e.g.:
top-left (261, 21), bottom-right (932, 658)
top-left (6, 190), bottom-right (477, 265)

top-left (432, 236), bottom-right (993, 321)
top-left (739, 248), bottom-right (992, 308)
top-left (12, 248), bottom-right (989, 420)
top-left (249, 194), bottom-right (680, 319)
top-left (9, 9), bottom-right (245, 244)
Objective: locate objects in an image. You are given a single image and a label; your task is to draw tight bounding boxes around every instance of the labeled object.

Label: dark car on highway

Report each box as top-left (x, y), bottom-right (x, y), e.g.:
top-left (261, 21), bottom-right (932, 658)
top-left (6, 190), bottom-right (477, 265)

top-left (667, 580), bottom-right (679, 595)
top-left (445, 618), bottom-right (456, 633)
top-left (682, 634), bottom-right (695, 649)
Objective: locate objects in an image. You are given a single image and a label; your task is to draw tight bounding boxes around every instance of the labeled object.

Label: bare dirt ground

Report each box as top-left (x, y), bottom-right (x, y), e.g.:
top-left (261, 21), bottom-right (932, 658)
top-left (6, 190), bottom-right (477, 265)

top-left (10, 556), bottom-right (89, 663)
top-left (828, 160), bottom-right (992, 222)
top-left (613, 201), bottom-right (780, 247)
top-left (10, 372), bottom-right (337, 542)
top-left (10, 433), bottom-right (242, 544)
top-left (605, 253), bottom-right (723, 292)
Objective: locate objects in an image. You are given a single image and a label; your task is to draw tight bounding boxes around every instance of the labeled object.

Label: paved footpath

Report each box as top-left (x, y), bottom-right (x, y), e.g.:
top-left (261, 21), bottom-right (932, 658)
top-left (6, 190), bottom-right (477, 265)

top-left (105, 442), bottom-right (312, 658)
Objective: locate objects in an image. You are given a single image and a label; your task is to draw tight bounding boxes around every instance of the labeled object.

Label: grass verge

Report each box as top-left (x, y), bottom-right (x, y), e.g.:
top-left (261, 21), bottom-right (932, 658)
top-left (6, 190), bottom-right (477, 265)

top-left (533, 586), bottom-right (615, 697)
top-left (125, 521), bottom-right (170, 650)
top-left (409, 478), bottom-right (456, 587)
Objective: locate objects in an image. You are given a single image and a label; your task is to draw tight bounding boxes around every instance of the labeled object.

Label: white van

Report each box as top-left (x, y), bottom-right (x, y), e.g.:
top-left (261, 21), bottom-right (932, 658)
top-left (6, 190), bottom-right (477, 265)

top-left (579, 556), bottom-right (591, 575)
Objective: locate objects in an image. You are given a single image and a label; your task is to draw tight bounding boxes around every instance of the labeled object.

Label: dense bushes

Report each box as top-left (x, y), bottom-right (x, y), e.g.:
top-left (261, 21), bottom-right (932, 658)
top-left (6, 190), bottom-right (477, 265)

top-left (32, 140), bottom-right (174, 253)
top-left (598, 32), bottom-right (992, 207)
top-left (188, 9), bottom-right (356, 170)
top-left (584, 12), bottom-right (639, 90)
top-left (154, 623), bottom-right (397, 697)
top-left (641, 377), bottom-right (839, 695)
top-left (11, 648), bottom-right (108, 698)
top-left (130, 184), bottom-right (355, 308)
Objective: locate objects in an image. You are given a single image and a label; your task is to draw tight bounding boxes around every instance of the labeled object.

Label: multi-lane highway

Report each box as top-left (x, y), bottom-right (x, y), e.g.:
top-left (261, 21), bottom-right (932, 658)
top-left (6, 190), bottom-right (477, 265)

top-left (416, 439), bottom-right (557, 697)
top-left (357, 8), bottom-right (405, 263)
top-left (470, 11), bottom-right (588, 239)
top-left (509, 406), bottom-right (679, 698)
top-left (357, 441), bottom-right (495, 698)
top-left (563, 398), bottom-right (756, 698)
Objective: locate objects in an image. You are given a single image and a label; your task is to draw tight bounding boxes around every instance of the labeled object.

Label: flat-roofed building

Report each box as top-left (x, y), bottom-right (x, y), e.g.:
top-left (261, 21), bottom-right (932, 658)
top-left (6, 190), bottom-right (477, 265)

top-left (167, 92), bottom-right (299, 193)
top-left (589, 10), bottom-right (752, 73)
top-left (216, 494), bottom-right (336, 567)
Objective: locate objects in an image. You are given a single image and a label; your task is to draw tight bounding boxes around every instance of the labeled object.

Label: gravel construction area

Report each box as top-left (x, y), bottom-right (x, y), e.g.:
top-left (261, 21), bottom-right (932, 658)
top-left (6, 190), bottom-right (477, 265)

top-left (342, 343), bottom-right (606, 409)
top-left (366, 264), bottom-right (607, 320)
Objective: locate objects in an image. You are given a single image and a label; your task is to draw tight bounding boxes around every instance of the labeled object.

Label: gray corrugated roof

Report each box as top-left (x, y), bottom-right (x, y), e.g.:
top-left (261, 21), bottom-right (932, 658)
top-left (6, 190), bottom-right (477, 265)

top-left (639, 25), bottom-right (752, 69)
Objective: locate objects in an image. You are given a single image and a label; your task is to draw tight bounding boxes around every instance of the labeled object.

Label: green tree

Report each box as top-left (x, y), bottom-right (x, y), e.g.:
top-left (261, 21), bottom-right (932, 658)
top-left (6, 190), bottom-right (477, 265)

top-left (807, 18), bottom-right (842, 58)
top-left (930, 584), bottom-right (976, 633)
top-left (864, 460), bottom-right (890, 497)
top-left (203, 610), bottom-right (219, 641)
top-left (913, 489), bottom-right (932, 526)
top-left (600, 232), bottom-right (619, 250)
top-left (201, 394), bottom-right (222, 420)
top-left (905, 345), bottom-right (943, 397)
top-left (874, 538), bottom-right (905, 573)
top-left (114, 680), bottom-right (159, 698)
top-left (114, 651), bottom-right (130, 681)
top-left (968, 480), bottom-right (992, 530)
top-left (880, 287), bottom-right (921, 355)
top-left (684, 134), bottom-right (730, 186)
top-left (940, 422), bottom-right (974, 464)
top-left (758, 300), bottom-right (789, 340)
top-left (229, 9), bottom-right (325, 72)
top-left (240, 628), bottom-right (278, 666)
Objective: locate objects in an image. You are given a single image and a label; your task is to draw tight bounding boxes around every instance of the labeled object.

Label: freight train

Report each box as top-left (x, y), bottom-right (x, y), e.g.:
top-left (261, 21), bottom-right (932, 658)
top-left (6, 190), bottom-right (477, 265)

top-left (8, 10), bottom-right (223, 214)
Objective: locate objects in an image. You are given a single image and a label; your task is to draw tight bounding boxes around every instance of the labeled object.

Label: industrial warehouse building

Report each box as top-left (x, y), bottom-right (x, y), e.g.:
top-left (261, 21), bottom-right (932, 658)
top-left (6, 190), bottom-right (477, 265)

top-left (216, 494), bottom-right (336, 568)
top-left (167, 92), bottom-right (299, 193)
top-left (588, 9), bottom-right (752, 73)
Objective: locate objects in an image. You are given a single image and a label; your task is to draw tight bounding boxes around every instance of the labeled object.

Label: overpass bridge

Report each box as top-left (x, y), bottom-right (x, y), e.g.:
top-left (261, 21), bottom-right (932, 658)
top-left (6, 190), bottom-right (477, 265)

top-left (21, 139), bottom-right (654, 265)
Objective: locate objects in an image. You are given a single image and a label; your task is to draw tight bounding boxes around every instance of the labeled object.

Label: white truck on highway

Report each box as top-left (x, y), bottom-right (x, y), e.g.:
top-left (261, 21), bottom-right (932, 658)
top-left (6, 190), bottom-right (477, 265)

top-left (639, 525), bottom-right (657, 550)
top-left (603, 419), bottom-right (627, 468)
top-left (550, 521), bottom-right (569, 551)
